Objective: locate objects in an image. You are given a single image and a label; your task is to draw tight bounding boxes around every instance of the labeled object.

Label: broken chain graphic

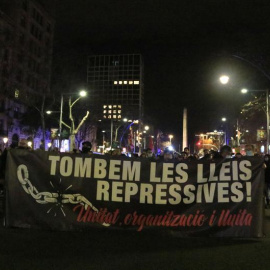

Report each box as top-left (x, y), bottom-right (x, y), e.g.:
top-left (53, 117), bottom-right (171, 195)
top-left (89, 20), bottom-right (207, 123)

top-left (17, 164), bottom-right (109, 226)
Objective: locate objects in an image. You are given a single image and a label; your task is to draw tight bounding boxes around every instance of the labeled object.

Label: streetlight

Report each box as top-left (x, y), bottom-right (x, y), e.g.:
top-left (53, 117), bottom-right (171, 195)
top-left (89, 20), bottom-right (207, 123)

top-left (169, 134), bottom-right (173, 144)
top-left (3, 137), bottom-right (8, 149)
top-left (102, 130), bottom-right (106, 152)
top-left (241, 88), bottom-right (269, 152)
top-left (221, 117), bottom-right (227, 122)
top-left (219, 75), bottom-right (229, 85)
top-left (59, 90), bottom-right (88, 151)
top-left (219, 73), bottom-right (270, 152)
top-left (144, 125), bottom-right (149, 131)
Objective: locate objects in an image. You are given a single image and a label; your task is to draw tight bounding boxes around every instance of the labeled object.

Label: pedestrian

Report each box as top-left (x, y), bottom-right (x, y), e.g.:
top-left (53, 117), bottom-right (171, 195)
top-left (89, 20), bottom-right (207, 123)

top-left (234, 152), bottom-right (242, 159)
top-left (245, 144), bottom-right (255, 156)
top-left (81, 141), bottom-right (92, 154)
top-left (163, 149), bottom-right (173, 162)
top-left (183, 147), bottom-right (190, 157)
top-left (220, 145), bottom-right (232, 159)
top-left (264, 154), bottom-right (270, 208)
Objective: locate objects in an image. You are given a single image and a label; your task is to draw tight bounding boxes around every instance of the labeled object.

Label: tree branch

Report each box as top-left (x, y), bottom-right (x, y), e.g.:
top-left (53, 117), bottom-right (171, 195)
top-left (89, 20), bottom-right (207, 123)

top-left (74, 111), bottom-right (90, 134)
top-left (61, 121), bottom-right (71, 129)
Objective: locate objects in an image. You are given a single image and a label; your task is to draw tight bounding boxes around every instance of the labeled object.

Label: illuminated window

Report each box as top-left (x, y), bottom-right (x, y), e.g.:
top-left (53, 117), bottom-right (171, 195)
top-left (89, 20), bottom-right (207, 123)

top-left (118, 110), bottom-right (121, 114)
top-left (124, 81), bottom-right (127, 84)
top-left (108, 110), bottom-right (111, 114)
top-left (113, 110), bottom-right (116, 113)
top-left (118, 105), bottom-right (122, 108)
top-left (103, 105), bottom-right (107, 109)
top-left (119, 81), bottom-right (122, 84)
top-left (113, 105), bottom-right (117, 108)
top-left (103, 116), bottom-right (107, 119)
top-left (108, 115), bottom-right (111, 119)
top-left (15, 89), bottom-right (20, 98)
top-left (114, 81), bottom-right (118, 85)
top-left (129, 81), bottom-right (133, 84)
top-left (113, 115), bottom-right (117, 119)
top-left (108, 105), bottom-right (112, 109)
top-left (103, 110), bottom-right (107, 114)
top-left (118, 115), bottom-right (121, 119)
top-left (134, 81), bottom-right (140, 85)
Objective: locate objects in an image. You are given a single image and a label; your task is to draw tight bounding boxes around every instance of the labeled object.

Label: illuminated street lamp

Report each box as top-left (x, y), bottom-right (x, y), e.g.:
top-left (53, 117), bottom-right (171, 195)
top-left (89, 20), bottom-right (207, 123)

top-left (219, 75), bottom-right (229, 85)
top-left (144, 125), bottom-right (149, 131)
top-left (169, 134), bottom-right (173, 144)
top-left (241, 88), bottom-right (269, 152)
top-left (221, 117), bottom-right (227, 122)
top-left (3, 137), bottom-right (8, 149)
top-left (59, 90), bottom-right (88, 151)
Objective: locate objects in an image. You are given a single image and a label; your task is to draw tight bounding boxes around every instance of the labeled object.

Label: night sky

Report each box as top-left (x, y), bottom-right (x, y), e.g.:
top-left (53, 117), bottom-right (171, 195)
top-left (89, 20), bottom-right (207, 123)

top-left (51, 0), bottom-right (270, 148)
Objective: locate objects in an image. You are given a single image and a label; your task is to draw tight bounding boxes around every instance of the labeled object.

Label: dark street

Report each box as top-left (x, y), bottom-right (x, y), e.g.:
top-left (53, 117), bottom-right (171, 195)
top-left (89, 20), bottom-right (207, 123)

top-left (0, 198), bottom-right (270, 270)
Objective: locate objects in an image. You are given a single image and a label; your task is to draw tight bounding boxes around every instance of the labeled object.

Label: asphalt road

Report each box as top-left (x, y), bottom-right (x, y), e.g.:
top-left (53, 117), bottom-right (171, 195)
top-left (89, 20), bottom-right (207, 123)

top-left (0, 200), bottom-right (270, 270)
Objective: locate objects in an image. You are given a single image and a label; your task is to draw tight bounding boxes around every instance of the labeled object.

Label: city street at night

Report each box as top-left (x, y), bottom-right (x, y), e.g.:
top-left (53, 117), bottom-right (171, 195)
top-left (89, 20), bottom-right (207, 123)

top-left (2, 1), bottom-right (270, 269)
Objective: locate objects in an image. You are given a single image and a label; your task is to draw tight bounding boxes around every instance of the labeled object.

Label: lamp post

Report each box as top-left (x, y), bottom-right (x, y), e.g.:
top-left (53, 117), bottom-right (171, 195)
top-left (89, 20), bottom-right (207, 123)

top-left (59, 90), bottom-right (88, 152)
top-left (221, 117), bottom-right (228, 145)
top-left (220, 75), bottom-right (270, 153)
top-left (3, 137), bottom-right (8, 149)
top-left (169, 134), bottom-right (173, 144)
top-left (218, 54), bottom-right (270, 153)
top-left (102, 130), bottom-right (106, 153)
top-left (241, 88), bottom-right (269, 153)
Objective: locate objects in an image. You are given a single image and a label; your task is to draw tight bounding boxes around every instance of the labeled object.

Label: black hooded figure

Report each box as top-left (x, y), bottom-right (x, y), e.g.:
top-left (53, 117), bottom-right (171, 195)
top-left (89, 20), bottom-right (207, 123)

top-left (81, 141), bottom-right (92, 154)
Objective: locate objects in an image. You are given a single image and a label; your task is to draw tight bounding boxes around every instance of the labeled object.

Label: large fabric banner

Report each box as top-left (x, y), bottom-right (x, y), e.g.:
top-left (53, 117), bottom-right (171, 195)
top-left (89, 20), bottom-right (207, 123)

top-left (5, 149), bottom-right (265, 237)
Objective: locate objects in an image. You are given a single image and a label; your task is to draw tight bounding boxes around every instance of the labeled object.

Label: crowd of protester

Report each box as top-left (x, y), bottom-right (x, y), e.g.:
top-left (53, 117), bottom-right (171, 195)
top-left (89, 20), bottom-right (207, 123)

top-left (0, 139), bottom-right (270, 208)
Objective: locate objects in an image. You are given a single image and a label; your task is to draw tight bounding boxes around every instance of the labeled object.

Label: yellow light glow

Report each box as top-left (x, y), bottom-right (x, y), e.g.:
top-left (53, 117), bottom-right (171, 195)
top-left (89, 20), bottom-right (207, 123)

top-left (79, 90), bottom-right (87, 97)
top-left (119, 81), bottom-right (122, 84)
top-left (219, 75), bottom-right (229, 85)
top-left (129, 81), bottom-right (133, 84)
top-left (124, 81), bottom-right (127, 84)
top-left (114, 81), bottom-right (118, 84)
top-left (134, 81), bottom-right (140, 85)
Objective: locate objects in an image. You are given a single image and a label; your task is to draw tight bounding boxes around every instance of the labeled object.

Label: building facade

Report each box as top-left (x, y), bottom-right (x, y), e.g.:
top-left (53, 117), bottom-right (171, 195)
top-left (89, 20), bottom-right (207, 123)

top-left (0, 0), bottom-right (54, 149)
top-left (87, 54), bottom-right (144, 122)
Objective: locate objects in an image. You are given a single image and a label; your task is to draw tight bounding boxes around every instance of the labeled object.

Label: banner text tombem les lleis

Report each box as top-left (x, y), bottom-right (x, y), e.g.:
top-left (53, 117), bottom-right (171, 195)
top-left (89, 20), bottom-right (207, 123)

top-left (48, 156), bottom-right (252, 205)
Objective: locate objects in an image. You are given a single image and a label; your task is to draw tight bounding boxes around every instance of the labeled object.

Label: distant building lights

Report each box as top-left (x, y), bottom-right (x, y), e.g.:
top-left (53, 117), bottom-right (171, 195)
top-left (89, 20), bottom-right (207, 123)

top-left (129, 81), bottom-right (133, 84)
top-left (119, 81), bottom-right (123, 84)
top-left (134, 81), bottom-right (140, 85)
top-left (114, 81), bottom-right (118, 85)
top-left (124, 81), bottom-right (127, 84)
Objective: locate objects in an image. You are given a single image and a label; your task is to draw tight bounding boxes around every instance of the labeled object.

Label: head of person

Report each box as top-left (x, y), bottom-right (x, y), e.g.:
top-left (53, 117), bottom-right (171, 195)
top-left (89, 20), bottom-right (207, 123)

top-left (245, 144), bottom-right (254, 156)
top-left (265, 154), bottom-right (270, 162)
top-left (81, 141), bottom-right (92, 154)
top-left (163, 149), bottom-right (173, 161)
top-left (112, 148), bottom-right (121, 156)
top-left (140, 152), bottom-right (147, 158)
top-left (146, 148), bottom-right (153, 158)
top-left (18, 139), bottom-right (29, 149)
top-left (220, 145), bottom-right (232, 158)
top-left (203, 149), bottom-right (209, 156)
top-left (181, 151), bottom-right (188, 159)
top-left (235, 152), bottom-right (242, 159)
top-left (184, 147), bottom-right (190, 155)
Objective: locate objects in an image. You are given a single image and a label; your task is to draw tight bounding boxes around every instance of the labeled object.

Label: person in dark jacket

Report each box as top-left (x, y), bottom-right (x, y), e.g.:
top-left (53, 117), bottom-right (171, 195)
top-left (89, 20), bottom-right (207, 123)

top-left (264, 154), bottom-right (270, 207)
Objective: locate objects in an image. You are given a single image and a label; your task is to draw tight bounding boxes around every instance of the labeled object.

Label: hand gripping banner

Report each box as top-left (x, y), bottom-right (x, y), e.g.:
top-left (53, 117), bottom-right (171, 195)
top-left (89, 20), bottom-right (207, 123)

top-left (5, 149), bottom-right (265, 237)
